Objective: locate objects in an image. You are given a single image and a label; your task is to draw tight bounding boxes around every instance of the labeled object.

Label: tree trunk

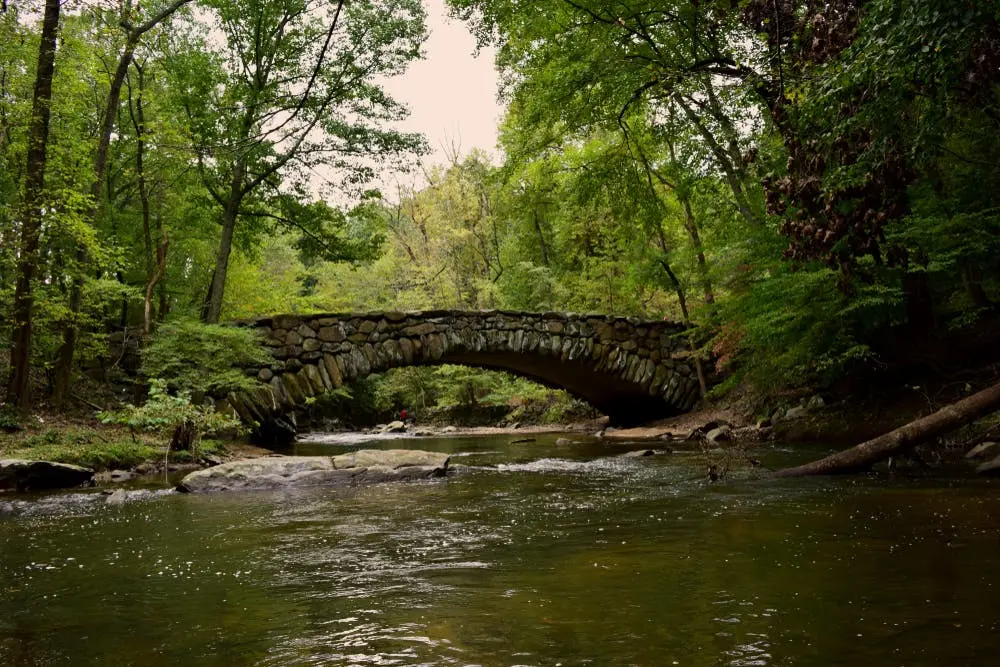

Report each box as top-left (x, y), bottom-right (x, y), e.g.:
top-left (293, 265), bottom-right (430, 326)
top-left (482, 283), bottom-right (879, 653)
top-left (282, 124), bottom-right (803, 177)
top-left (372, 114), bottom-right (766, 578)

top-left (171, 420), bottom-right (196, 451)
top-left (658, 258), bottom-right (708, 400)
top-left (532, 210), bottom-right (550, 265)
top-left (774, 381), bottom-right (1000, 477)
top-left (128, 63), bottom-right (154, 287)
top-left (903, 270), bottom-right (936, 334)
top-left (5, 0), bottom-right (60, 408)
top-left (145, 237), bottom-right (169, 336)
top-left (681, 196), bottom-right (714, 305)
top-left (666, 137), bottom-right (715, 306)
top-left (202, 164), bottom-right (246, 323)
top-left (126, 60), bottom-right (167, 336)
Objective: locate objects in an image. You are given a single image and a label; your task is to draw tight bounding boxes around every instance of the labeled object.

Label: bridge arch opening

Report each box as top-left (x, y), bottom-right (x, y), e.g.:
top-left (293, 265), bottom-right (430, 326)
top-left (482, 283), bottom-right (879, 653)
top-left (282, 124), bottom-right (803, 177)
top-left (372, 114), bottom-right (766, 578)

top-left (327, 365), bottom-right (600, 427)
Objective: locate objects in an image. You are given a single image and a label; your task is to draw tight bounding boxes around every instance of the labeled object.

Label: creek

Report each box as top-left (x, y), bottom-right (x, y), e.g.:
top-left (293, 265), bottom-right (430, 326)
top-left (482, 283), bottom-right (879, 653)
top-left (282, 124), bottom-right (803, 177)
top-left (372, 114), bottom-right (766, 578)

top-left (1, 432), bottom-right (998, 666)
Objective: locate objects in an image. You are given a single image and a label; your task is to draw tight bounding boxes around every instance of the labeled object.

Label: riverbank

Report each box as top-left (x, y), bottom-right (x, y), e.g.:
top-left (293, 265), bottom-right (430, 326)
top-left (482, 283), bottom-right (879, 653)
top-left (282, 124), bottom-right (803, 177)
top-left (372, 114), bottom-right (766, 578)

top-left (0, 413), bottom-right (275, 487)
top-left (4, 369), bottom-right (999, 492)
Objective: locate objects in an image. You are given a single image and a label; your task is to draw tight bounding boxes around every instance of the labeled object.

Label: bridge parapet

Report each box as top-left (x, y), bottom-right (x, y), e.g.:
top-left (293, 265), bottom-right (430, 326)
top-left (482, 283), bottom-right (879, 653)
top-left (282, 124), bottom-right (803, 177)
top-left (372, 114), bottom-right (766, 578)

top-left (226, 310), bottom-right (702, 434)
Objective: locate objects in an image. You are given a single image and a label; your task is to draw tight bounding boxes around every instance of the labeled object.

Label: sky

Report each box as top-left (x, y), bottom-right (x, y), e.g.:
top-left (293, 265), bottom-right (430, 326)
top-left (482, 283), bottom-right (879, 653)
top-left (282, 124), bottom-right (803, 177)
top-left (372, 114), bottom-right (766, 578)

top-left (381, 1), bottom-right (504, 177)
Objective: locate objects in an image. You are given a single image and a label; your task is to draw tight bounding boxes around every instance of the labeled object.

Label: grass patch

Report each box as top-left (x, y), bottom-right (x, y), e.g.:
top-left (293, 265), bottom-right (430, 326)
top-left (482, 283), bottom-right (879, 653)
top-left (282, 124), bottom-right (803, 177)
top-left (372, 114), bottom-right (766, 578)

top-left (3, 427), bottom-right (158, 470)
top-left (0, 426), bottom-right (228, 471)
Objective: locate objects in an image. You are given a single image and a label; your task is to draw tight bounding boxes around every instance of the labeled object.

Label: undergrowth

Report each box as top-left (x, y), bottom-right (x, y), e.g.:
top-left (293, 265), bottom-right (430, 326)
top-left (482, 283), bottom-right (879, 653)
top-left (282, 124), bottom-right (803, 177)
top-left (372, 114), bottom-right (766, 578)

top-left (0, 426), bottom-right (226, 471)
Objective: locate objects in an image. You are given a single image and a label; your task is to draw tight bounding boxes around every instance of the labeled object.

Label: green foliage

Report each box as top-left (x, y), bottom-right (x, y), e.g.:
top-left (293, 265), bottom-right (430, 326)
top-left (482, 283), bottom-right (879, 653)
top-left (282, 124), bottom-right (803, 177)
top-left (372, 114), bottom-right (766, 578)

top-left (710, 261), bottom-right (907, 390)
top-left (7, 427), bottom-right (159, 471)
top-left (369, 365), bottom-right (590, 425)
top-left (99, 379), bottom-right (242, 452)
top-left (305, 378), bottom-right (382, 427)
top-left (0, 407), bottom-right (21, 432)
top-left (141, 319), bottom-right (272, 395)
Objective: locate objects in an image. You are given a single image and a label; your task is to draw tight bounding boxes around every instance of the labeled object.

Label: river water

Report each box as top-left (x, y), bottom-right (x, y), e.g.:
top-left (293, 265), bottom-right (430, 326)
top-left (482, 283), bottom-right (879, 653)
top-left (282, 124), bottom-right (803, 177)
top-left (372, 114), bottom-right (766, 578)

top-left (1, 433), bottom-right (998, 666)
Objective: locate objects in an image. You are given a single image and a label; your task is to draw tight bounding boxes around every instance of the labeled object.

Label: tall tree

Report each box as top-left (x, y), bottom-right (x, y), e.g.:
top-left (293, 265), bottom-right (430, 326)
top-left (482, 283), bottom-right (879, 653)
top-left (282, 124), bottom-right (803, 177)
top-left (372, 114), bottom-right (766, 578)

top-left (6, 0), bottom-right (61, 407)
top-left (178, 0), bottom-right (427, 323)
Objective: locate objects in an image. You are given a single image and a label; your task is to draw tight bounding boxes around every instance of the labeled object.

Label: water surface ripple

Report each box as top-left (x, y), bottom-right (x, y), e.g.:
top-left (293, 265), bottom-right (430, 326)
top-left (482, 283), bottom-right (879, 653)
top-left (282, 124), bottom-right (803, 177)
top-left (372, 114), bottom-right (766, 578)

top-left (1, 433), bottom-right (998, 666)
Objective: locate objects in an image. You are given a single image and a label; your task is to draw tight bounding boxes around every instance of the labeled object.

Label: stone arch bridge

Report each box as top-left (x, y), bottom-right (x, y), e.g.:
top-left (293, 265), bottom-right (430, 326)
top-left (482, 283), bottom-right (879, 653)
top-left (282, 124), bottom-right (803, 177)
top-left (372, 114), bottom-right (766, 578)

top-left (225, 310), bottom-right (704, 435)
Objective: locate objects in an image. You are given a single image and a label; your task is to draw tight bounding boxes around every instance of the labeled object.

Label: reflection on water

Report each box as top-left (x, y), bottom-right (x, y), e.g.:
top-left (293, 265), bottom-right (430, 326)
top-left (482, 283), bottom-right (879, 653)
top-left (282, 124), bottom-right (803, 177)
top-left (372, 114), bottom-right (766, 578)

top-left (1, 433), bottom-right (999, 666)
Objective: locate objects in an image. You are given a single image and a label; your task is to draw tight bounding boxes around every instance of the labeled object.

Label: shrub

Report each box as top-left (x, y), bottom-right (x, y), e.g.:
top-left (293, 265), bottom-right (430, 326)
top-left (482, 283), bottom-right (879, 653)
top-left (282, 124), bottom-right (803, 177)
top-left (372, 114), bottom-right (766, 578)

top-left (99, 379), bottom-right (243, 454)
top-left (141, 319), bottom-right (273, 396)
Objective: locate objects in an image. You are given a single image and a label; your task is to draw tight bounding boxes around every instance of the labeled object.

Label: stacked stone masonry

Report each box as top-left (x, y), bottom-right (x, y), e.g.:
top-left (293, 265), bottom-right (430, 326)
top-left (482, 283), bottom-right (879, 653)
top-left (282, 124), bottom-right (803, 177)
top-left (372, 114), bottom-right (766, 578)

top-left (227, 310), bottom-right (702, 428)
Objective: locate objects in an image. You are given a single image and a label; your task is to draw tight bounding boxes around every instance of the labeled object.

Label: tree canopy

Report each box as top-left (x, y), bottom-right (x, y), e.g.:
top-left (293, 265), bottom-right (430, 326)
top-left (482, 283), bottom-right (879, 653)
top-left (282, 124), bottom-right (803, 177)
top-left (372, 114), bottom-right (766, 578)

top-left (2, 0), bottom-right (999, 412)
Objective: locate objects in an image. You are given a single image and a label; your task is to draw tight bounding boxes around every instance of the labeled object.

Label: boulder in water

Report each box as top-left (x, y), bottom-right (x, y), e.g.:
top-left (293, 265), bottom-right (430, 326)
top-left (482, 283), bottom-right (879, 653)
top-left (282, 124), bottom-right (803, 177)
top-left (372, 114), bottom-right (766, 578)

top-left (178, 449), bottom-right (449, 493)
top-left (965, 441), bottom-right (999, 461)
top-left (706, 425), bottom-right (732, 443)
top-left (382, 421), bottom-right (407, 433)
top-left (0, 459), bottom-right (94, 492)
top-left (976, 455), bottom-right (1000, 476)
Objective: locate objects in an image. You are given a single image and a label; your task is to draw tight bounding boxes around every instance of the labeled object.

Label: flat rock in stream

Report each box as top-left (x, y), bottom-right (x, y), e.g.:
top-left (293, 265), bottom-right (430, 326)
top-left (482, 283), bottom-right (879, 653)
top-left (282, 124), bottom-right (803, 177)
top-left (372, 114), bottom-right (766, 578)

top-left (0, 459), bottom-right (94, 492)
top-left (178, 449), bottom-right (450, 493)
top-left (620, 449), bottom-right (672, 458)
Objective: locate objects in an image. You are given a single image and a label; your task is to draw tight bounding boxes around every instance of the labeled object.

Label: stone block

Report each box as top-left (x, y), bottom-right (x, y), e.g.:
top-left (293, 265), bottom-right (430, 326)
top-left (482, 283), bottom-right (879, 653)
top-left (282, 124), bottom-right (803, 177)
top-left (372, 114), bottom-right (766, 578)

top-left (427, 334), bottom-right (445, 360)
top-left (404, 322), bottom-right (437, 336)
top-left (273, 315), bottom-right (299, 330)
top-left (399, 338), bottom-right (414, 363)
top-left (280, 374), bottom-right (304, 404)
top-left (318, 326), bottom-right (345, 343)
top-left (322, 354), bottom-right (343, 387)
top-left (270, 376), bottom-right (292, 409)
top-left (295, 369), bottom-right (316, 398)
top-left (304, 364), bottom-right (326, 394)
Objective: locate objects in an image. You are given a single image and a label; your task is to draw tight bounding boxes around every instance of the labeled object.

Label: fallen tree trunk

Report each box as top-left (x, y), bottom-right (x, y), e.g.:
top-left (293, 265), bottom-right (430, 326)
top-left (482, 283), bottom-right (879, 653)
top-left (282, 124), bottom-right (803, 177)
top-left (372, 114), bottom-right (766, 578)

top-left (774, 380), bottom-right (1000, 477)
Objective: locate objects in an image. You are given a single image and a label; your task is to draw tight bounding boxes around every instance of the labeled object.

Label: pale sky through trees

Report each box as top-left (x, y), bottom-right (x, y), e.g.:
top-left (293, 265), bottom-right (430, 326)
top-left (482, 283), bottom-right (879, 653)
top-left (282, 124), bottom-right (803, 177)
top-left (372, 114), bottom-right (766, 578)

top-left (382, 0), bottom-right (503, 172)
